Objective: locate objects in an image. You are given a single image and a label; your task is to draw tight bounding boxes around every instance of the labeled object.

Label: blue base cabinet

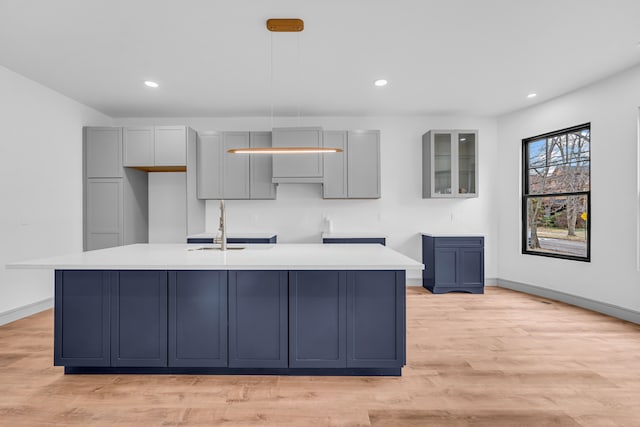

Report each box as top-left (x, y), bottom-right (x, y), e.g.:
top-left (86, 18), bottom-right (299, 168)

top-left (111, 271), bottom-right (168, 367)
top-left (289, 271), bottom-right (347, 368)
top-left (54, 268), bottom-right (406, 375)
top-left (228, 270), bottom-right (288, 368)
top-left (54, 270), bottom-right (111, 367)
top-left (347, 271), bottom-right (406, 367)
top-left (168, 271), bottom-right (227, 367)
top-left (289, 270), bottom-right (405, 369)
top-left (187, 236), bottom-right (277, 244)
top-left (422, 235), bottom-right (484, 294)
top-left (322, 237), bottom-right (386, 246)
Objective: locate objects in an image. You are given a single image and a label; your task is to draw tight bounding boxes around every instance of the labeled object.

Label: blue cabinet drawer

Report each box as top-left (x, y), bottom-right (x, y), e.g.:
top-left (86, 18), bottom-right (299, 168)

top-left (434, 237), bottom-right (483, 248)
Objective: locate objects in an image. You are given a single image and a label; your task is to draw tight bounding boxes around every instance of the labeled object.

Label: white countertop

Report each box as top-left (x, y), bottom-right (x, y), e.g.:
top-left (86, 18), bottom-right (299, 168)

top-left (188, 232), bottom-right (277, 239)
top-left (7, 243), bottom-right (424, 271)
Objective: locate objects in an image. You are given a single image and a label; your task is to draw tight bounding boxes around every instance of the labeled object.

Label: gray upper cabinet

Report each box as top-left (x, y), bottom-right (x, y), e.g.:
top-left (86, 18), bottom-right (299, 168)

top-left (123, 127), bottom-right (154, 167)
top-left (196, 131), bottom-right (223, 200)
top-left (250, 132), bottom-right (277, 199)
top-left (272, 127), bottom-right (323, 183)
top-left (323, 130), bottom-right (380, 199)
top-left (223, 132), bottom-right (250, 199)
top-left (124, 126), bottom-right (186, 167)
top-left (423, 130), bottom-right (478, 198)
top-left (85, 127), bottom-right (123, 178)
top-left (322, 131), bottom-right (348, 198)
top-left (347, 130), bottom-right (380, 198)
top-left (155, 126), bottom-right (187, 166)
top-left (196, 131), bottom-right (277, 200)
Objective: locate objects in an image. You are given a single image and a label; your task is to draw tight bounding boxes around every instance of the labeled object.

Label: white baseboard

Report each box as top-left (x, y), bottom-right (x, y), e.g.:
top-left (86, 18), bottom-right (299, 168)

top-left (406, 278), bottom-right (422, 287)
top-left (0, 298), bottom-right (53, 326)
top-left (498, 278), bottom-right (640, 325)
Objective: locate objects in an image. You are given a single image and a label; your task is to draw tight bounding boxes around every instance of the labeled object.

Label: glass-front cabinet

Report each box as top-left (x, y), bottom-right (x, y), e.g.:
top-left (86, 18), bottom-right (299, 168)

top-left (422, 130), bottom-right (478, 198)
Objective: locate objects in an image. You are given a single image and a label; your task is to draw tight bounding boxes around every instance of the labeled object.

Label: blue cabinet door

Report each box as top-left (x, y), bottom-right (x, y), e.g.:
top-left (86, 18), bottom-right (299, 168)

top-left (460, 247), bottom-right (484, 288)
top-left (228, 270), bottom-right (288, 368)
top-left (168, 271), bottom-right (228, 367)
top-left (289, 271), bottom-right (347, 368)
top-left (347, 271), bottom-right (405, 368)
top-left (54, 270), bottom-right (111, 367)
top-left (111, 271), bottom-right (168, 367)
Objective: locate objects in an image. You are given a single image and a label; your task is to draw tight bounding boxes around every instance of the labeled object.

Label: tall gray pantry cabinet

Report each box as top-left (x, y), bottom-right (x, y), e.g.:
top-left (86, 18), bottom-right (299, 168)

top-left (83, 126), bottom-right (204, 251)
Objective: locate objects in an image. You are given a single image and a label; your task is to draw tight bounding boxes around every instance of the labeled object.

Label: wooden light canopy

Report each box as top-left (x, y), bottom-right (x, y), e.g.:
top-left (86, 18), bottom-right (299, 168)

top-left (266, 18), bottom-right (304, 32)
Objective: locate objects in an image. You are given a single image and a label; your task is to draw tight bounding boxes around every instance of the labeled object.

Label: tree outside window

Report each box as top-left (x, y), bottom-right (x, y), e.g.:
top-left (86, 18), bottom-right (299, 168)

top-left (522, 124), bottom-right (590, 261)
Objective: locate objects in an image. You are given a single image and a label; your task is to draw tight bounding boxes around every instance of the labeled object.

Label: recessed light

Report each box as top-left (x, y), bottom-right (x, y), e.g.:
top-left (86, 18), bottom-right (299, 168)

top-left (527, 93), bottom-right (537, 99)
top-left (144, 81), bottom-right (159, 88)
top-left (374, 79), bottom-right (388, 87)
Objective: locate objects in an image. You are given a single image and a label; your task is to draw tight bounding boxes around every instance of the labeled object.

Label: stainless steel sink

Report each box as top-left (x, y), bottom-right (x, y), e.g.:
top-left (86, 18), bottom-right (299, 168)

top-left (188, 246), bottom-right (245, 251)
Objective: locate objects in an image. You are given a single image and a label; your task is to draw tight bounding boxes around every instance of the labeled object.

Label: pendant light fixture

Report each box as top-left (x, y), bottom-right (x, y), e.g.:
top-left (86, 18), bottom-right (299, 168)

top-left (227, 18), bottom-right (341, 155)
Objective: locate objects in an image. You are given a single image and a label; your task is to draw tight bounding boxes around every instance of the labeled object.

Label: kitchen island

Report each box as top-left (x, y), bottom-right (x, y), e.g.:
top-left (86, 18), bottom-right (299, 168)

top-left (10, 243), bottom-right (423, 376)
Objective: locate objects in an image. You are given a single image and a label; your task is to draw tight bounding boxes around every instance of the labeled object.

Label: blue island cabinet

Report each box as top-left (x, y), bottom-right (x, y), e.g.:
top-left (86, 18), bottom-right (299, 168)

top-left (168, 271), bottom-right (227, 367)
top-left (228, 270), bottom-right (288, 368)
top-left (111, 271), bottom-right (167, 367)
top-left (55, 268), bottom-right (406, 375)
top-left (54, 270), bottom-right (111, 367)
top-left (289, 270), bottom-right (405, 370)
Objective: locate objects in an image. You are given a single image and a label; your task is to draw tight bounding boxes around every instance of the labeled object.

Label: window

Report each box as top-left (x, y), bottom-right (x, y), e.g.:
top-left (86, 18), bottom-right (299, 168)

top-left (522, 123), bottom-right (590, 261)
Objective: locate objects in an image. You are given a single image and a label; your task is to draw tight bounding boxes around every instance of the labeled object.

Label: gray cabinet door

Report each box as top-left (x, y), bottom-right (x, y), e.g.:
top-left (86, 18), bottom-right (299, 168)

top-left (168, 271), bottom-right (228, 367)
top-left (249, 132), bottom-right (277, 199)
top-left (85, 127), bottom-right (122, 178)
top-left (111, 271), bottom-right (168, 367)
top-left (228, 270), bottom-right (288, 368)
top-left (123, 127), bottom-right (154, 166)
top-left (223, 132), bottom-right (250, 199)
top-left (289, 271), bottom-right (347, 368)
top-left (154, 126), bottom-right (186, 166)
top-left (86, 178), bottom-right (123, 250)
top-left (322, 131), bottom-right (347, 198)
top-left (196, 131), bottom-right (223, 199)
top-left (347, 130), bottom-right (380, 198)
top-left (272, 127), bottom-right (323, 183)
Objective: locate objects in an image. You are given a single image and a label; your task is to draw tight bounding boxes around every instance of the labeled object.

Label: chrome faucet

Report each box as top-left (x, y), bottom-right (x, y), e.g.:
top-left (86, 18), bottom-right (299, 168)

top-left (218, 199), bottom-right (227, 251)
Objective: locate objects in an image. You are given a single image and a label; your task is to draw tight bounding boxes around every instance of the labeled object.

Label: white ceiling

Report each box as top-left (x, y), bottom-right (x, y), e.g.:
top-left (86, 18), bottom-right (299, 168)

top-left (1, 0), bottom-right (640, 118)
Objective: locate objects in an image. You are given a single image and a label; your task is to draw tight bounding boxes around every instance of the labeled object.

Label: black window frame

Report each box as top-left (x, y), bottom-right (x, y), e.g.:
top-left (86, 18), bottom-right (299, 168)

top-left (522, 123), bottom-right (591, 262)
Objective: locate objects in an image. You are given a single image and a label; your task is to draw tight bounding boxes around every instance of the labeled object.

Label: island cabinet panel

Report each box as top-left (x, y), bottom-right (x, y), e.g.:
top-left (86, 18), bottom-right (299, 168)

top-left (54, 271), bottom-right (111, 367)
top-left (228, 271), bottom-right (288, 368)
top-left (111, 271), bottom-right (168, 367)
top-left (289, 271), bottom-right (347, 368)
top-left (347, 271), bottom-right (406, 368)
top-left (168, 271), bottom-right (228, 367)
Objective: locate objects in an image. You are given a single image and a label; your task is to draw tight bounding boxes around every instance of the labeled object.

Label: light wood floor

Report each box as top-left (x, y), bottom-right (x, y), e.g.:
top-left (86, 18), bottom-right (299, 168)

top-left (1, 287), bottom-right (639, 426)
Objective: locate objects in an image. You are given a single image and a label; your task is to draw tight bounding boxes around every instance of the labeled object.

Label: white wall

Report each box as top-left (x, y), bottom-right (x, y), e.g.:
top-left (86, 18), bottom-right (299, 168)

top-left (0, 66), bottom-right (112, 319)
top-left (116, 116), bottom-right (499, 283)
top-left (148, 172), bottom-right (187, 243)
top-left (497, 64), bottom-right (640, 312)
